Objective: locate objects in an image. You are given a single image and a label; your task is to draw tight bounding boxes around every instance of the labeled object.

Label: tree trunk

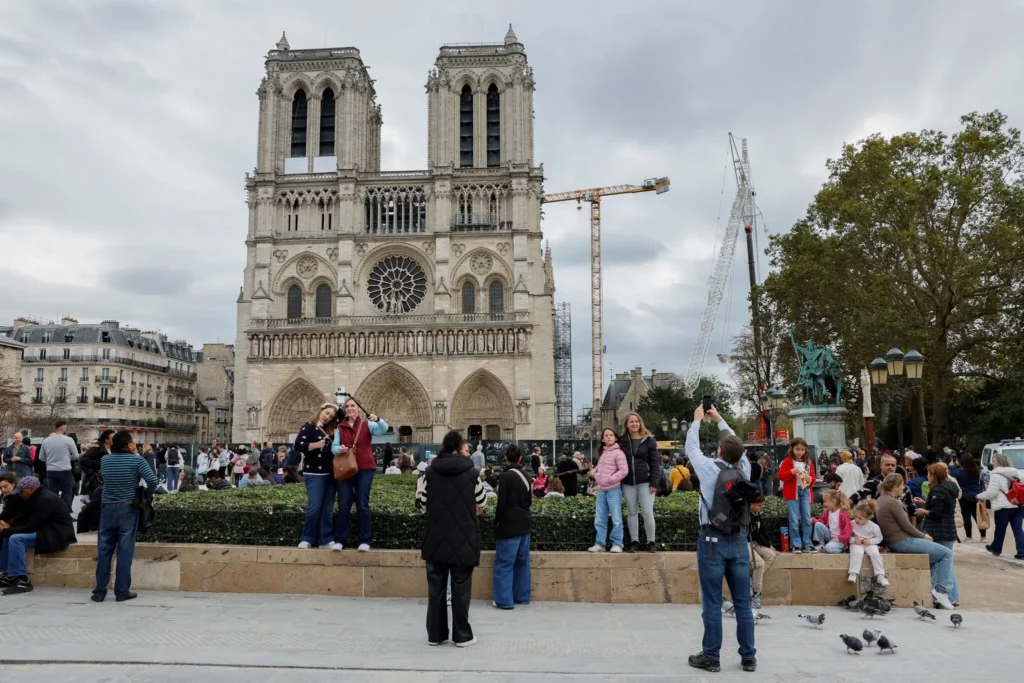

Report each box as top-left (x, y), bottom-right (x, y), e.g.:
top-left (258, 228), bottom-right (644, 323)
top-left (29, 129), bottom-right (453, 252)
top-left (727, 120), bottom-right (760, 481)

top-left (932, 366), bottom-right (952, 450)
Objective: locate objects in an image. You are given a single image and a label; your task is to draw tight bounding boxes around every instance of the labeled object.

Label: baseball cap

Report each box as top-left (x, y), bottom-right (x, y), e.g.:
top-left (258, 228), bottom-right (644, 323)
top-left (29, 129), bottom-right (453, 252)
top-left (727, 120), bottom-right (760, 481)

top-left (718, 432), bottom-right (745, 462)
top-left (12, 476), bottom-right (40, 494)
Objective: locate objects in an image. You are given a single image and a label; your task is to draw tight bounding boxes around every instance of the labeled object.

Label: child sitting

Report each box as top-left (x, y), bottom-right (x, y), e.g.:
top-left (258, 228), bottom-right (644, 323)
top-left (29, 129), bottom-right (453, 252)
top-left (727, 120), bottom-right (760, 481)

top-left (811, 489), bottom-right (852, 553)
top-left (748, 494), bottom-right (776, 610)
top-left (849, 499), bottom-right (888, 586)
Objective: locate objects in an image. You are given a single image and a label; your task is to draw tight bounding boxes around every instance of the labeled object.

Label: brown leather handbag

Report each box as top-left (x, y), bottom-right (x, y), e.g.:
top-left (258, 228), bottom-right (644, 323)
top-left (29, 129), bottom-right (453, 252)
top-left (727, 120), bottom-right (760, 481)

top-left (333, 419), bottom-right (363, 481)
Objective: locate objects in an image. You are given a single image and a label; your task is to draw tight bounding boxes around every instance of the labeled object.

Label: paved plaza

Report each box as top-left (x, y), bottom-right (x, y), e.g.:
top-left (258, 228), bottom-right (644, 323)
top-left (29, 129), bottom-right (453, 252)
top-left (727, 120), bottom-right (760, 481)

top-left (0, 588), bottom-right (1016, 682)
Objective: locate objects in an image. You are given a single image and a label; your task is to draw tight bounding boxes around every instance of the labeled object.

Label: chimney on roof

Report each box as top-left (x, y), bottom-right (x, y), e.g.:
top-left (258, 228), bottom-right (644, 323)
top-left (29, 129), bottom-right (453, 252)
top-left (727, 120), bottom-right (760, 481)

top-left (61, 317), bottom-right (78, 326)
top-left (100, 320), bottom-right (120, 330)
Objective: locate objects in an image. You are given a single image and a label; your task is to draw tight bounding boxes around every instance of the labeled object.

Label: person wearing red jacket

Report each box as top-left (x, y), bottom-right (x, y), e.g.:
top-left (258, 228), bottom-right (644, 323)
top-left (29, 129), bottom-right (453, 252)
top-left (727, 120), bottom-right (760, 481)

top-left (778, 438), bottom-right (817, 553)
top-left (332, 398), bottom-right (388, 551)
top-left (811, 489), bottom-right (852, 552)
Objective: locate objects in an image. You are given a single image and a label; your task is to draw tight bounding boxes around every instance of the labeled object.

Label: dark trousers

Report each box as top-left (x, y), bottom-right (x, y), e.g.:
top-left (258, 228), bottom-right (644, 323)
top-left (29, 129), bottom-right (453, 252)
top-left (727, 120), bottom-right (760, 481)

top-left (94, 505), bottom-right (139, 599)
top-left (992, 506), bottom-right (1024, 556)
top-left (959, 498), bottom-right (985, 539)
top-left (336, 470), bottom-right (374, 545)
top-left (45, 470), bottom-right (75, 512)
top-left (426, 562), bottom-right (474, 644)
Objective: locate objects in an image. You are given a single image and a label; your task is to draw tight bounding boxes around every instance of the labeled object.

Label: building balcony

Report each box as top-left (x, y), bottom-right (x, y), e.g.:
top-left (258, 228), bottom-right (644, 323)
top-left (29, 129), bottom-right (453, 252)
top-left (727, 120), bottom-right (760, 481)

top-left (95, 376), bottom-right (115, 385)
top-left (118, 398), bottom-right (126, 405)
top-left (31, 397), bottom-right (43, 404)
top-left (94, 396), bottom-right (116, 404)
top-left (156, 403), bottom-right (162, 409)
top-left (167, 386), bottom-right (192, 396)
top-left (146, 401), bottom-right (153, 408)
top-left (77, 397), bottom-right (88, 404)
top-left (249, 311), bottom-right (529, 331)
top-left (130, 400), bottom-right (137, 406)
top-left (21, 354), bottom-right (178, 375)
top-left (56, 396), bottom-right (68, 404)
top-left (450, 213), bottom-right (513, 232)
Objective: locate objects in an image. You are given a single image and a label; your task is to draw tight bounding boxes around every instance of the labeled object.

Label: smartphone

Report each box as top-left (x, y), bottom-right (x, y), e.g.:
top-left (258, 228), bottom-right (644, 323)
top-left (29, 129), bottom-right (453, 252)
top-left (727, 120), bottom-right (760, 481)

top-left (702, 395), bottom-right (713, 412)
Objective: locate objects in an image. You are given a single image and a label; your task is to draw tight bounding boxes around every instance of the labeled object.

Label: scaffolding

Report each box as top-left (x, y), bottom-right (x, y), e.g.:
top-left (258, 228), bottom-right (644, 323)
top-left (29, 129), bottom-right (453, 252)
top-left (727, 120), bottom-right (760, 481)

top-left (553, 302), bottom-right (574, 439)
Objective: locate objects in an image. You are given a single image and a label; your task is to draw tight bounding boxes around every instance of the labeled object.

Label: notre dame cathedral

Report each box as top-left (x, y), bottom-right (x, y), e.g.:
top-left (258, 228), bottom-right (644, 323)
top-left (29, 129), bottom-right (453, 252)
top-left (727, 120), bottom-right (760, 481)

top-left (233, 26), bottom-right (556, 444)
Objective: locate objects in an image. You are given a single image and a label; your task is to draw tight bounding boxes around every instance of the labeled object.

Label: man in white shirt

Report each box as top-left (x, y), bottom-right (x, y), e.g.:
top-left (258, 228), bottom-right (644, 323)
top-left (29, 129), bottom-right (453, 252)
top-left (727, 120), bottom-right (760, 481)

top-left (385, 459), bottom-right (402, 475)
top-left (905, 446), bottom-right (920, 460)
top-left (835, 451), bottom-right (865, 498)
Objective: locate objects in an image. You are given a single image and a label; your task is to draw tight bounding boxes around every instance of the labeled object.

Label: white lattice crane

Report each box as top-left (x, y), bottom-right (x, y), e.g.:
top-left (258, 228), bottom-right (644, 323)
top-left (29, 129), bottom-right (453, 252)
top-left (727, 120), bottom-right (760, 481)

top-left (542, 177), bottom-right (671, 426)
top-left (685, 134), bottom-right (755, 393)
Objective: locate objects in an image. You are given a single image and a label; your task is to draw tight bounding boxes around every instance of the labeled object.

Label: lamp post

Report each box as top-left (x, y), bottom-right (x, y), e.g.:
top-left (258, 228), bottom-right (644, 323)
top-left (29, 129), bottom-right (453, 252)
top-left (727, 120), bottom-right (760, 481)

top-left (660, 417), bottom-right (687, 448)
top-left (869, 347), bottom-right (925, 457)
top-left (761, 386), bottom-right (787, 454)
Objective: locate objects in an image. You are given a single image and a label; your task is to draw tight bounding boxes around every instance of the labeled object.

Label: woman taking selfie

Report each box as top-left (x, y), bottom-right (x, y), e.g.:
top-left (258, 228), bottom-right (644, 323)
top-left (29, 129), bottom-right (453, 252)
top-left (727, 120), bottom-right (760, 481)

top-left (332, 398), bottom-right (388, 551)
top-left (618, 412), bottom-right (662, 552)
top-left (294, 403), bottom-right (340, 550)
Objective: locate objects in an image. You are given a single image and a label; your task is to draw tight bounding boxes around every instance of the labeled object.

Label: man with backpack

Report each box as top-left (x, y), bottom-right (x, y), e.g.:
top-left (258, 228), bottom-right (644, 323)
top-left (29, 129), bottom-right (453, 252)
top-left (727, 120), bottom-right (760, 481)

top-left (165, 445), bottom-right (182, 492)
top-left (685, 405), bottom-right (757, 674)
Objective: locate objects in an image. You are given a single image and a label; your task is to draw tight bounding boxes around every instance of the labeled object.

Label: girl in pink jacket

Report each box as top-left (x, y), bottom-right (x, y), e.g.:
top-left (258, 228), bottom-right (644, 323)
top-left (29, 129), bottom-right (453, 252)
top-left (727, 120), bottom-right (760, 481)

top-left (811, 489), bottom-right (853, 553)
top-left (588, 428), bottom-right (630, 553)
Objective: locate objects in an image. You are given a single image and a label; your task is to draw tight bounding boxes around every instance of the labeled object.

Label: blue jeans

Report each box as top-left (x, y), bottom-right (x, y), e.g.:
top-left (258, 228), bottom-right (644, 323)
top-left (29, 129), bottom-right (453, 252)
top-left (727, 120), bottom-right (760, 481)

top-left (301, 474), bottom-right (336, 546)
top-left (594, 487), bottom-right (624, 548)
top-left (166, 466), bottom-right (180, 492)
top-left (336, 470), bottom-right (374, 546)
top-left (93, 505), bottom-right (139, 599)
top-left (812, 522), bottom-right (845, 553)
top-left (493, 533), bottom-right (531, 607)
top-left (888, 536), bottom-right (955, 596)
top-left (937, 540), bottom-right (959, 603)
top-left (697, 529), bottom-right (756, 662)
top-left (786, 488), bottom-right (812, 549)
top-left (0, 533), bottom-right (36, 577)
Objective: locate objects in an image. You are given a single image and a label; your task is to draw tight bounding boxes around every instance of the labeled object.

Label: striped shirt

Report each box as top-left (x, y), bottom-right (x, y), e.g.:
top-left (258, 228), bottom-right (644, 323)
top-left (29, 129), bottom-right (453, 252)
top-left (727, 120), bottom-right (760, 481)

top-left (101, 452), bottom-right (158, 505)
top-left (415, 468), bottom-right (486, 512)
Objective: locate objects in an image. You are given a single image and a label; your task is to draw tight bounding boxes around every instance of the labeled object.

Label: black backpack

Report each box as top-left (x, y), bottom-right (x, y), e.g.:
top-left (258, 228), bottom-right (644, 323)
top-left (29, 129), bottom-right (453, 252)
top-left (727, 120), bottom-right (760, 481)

top-left (699, 461), bottom-right (759, 532)
top-left (167, 447), bottom-right (180, 466)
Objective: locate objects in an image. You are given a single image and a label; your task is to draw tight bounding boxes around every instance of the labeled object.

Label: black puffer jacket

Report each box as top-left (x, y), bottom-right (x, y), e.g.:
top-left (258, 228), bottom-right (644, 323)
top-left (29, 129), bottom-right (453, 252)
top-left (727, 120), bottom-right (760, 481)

top-left (421, 454), bottom-right (481, 567)
top-left (618, 433), bottom-right (662, 488)
top-left (79, 446), bottom-right (107, 496)
top-left (922, 480), bottom-right (959, 543)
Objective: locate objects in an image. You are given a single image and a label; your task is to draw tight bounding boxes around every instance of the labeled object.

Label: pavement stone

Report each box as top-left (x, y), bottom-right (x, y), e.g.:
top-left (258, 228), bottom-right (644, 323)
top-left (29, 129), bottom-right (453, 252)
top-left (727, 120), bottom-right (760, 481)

top-left (0, 588), bottom-right (1012, 682)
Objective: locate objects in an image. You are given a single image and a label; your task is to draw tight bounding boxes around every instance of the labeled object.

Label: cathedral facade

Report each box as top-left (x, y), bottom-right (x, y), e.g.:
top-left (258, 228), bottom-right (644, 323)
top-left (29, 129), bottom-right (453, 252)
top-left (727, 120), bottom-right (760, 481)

top-left (233, 27), bottom-right (556, 444)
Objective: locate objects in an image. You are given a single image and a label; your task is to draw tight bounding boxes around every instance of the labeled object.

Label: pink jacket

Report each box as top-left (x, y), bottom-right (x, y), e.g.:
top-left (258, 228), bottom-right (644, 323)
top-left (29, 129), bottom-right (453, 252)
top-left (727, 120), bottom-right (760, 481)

top-left (812, 508), bottom-right (853, 546)
top-left (593, 444), bottom-right (629, 491)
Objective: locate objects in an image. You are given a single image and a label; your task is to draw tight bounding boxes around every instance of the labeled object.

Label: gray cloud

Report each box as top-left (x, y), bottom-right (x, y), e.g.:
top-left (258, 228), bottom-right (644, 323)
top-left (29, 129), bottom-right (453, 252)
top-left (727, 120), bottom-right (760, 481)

top-left (2, 0), bottom-right (1022, 414)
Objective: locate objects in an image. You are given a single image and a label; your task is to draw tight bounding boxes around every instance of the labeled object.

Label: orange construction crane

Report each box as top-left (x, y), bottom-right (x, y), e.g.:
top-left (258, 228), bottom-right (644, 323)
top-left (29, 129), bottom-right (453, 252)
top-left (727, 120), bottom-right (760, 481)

top-left (542, 177), bottom-right (670, 428)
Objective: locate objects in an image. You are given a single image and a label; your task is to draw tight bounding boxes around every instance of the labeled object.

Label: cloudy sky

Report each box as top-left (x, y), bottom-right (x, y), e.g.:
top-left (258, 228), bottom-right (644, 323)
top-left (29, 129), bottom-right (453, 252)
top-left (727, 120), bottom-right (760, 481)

top-left (1, 1), bottom-right (1022, 414)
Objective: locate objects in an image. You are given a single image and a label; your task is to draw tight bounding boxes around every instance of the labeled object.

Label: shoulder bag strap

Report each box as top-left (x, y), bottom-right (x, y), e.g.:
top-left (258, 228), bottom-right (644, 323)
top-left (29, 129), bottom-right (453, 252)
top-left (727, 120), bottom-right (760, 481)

top-left (511, 467), bottom-right (530, 493)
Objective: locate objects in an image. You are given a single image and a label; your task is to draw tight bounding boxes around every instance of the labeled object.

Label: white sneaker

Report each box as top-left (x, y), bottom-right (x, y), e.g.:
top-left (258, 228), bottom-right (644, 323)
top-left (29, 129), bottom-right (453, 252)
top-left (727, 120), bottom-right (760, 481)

top-left (848, 573), bottom-right (857, 583)
top-left (297, 541), bottom-right (311, 549)
top-left (428, 640), bottom-right (445, 646)
top-left (932, 589), bottom-right (954, 610)
top-left (358, 543), bottom-right (370, 552)
top-left (610, 545), bottom-right (623, 553)
top-left (455, 636), bottom-right (477, 648)
top-left (587, 544), bottom-right (605, 553)
top-left (331, 542), bottom-right (343, 551)
top-left (876, 574), bottom-right (889, 587)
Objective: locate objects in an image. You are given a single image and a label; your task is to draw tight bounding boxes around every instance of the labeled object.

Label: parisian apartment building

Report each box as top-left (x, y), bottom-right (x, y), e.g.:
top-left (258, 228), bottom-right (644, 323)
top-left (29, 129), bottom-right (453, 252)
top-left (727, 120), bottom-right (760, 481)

top-left (2, 317), bottom-right (199, 446)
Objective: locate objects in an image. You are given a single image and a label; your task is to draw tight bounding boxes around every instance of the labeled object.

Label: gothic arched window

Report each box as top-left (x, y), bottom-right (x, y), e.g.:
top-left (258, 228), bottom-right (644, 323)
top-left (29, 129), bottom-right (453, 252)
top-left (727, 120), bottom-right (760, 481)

top-left (489, 281), bottom-right (504, 315)
top-left (290, 90), bottom-right (308, 157)
top-left (319, 88), bottom-right (335, 156)
top-left (486, 83), bottom-right (500, 167)
top-left (459, 84), bottom-right (473, 168)
top-left (315, 284), bottom-right (332, 318)
top-left (462, 281), bottom-right (476, 314)
top-left (287, 285), bottom-right (303, 319)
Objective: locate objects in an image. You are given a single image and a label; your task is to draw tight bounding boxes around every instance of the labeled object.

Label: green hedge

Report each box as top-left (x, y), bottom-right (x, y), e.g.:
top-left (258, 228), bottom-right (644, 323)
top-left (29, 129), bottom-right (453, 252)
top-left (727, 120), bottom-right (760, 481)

top-left (140, 475), bottom-right (809, 551)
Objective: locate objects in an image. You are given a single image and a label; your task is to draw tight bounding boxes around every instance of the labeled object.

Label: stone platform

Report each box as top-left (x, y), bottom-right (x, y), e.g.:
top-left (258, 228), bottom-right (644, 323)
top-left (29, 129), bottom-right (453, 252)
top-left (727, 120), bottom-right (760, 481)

top-left (28, 544), bottom-right (931, 606)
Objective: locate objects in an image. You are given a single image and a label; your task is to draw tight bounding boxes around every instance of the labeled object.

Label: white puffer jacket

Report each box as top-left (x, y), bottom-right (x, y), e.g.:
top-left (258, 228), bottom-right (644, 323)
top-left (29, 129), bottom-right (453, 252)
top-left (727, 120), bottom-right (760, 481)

top-left (977, 466), bottom-right (1020, 511)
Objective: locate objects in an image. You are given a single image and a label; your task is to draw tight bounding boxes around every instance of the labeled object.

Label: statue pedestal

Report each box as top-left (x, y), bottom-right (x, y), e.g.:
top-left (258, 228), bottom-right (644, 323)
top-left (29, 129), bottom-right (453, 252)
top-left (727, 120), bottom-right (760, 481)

top-left (790, 405), bottom-right (848, 451)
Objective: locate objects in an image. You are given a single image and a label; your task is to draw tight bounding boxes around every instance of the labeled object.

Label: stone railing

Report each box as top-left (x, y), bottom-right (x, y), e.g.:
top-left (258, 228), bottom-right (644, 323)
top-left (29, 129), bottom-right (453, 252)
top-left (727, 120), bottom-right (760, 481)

top-left (247, 325), bottom-right (530, 361)
top-left (250, 311), bottom-right (529, 330)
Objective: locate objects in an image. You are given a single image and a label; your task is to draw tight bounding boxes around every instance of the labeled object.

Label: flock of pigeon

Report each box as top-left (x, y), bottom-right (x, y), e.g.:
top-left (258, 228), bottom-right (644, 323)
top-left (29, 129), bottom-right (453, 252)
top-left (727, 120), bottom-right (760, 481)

top-left (722, 594), bottom-right (963, 656)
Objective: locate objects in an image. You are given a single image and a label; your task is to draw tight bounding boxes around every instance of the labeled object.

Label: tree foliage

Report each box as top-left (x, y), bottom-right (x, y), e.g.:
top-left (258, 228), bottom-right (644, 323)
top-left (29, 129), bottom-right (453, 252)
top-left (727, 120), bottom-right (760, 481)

top-left (763, 111), bottom-right (1024, 449)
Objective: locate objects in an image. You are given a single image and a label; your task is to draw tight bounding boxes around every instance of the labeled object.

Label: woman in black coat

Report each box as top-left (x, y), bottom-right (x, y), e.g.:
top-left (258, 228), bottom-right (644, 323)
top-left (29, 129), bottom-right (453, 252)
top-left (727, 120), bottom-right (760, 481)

top-left (920, 463), bottom-right (961, 606)
top-left (80, 430), bottom-right (114, 497)
top-left (618, 412), bottom-right (662, 553)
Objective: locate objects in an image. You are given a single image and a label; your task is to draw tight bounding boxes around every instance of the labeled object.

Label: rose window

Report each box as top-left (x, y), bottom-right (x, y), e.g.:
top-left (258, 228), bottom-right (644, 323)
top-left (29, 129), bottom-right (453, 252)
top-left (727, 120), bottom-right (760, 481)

top-left (367, 256), bottom-right (427, 314)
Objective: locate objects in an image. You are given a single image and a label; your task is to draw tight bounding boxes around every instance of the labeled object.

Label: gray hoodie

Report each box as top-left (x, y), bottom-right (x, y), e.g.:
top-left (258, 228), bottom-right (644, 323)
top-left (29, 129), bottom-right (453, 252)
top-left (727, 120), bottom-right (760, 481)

top-left (977, 466), bottom-right (1020, 511)
top-left (38, 433), bottom-right (79, 472)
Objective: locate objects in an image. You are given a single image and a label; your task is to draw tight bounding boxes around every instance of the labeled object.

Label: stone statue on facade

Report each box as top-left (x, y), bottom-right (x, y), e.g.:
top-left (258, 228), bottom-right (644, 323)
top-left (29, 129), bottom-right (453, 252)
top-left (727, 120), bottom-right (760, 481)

top-left (788, 330), bottom-right (843, 405)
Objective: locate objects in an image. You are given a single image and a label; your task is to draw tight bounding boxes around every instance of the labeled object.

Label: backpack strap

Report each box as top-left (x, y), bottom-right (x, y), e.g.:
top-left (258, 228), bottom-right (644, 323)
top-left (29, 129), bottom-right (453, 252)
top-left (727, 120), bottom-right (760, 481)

top-left (510, 467), bottom-right (531, 493)
top-left (698, 460), bottom-right (731, 520)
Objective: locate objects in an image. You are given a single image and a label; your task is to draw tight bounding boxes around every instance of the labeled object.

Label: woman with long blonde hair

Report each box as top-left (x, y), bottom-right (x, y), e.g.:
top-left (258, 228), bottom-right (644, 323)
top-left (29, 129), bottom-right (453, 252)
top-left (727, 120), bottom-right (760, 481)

top-left (617, 413), bottom-right (663, 553)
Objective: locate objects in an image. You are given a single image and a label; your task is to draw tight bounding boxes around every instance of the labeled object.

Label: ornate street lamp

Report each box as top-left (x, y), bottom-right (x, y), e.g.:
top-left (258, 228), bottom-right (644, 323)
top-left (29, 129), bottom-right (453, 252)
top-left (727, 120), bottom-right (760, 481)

top-left (870, 348), bottom-right (925, 456)
top-left (761, 385), bottom-right (788, 453)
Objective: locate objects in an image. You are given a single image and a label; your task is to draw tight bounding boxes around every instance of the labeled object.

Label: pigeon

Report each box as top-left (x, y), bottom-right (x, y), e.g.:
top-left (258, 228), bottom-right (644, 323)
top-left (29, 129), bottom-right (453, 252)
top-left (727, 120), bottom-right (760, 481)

top-left (722, 600), bottom-right (735, 616)
top-left (862, 629), bottom-right (881, 645)
top-left (838, 594), bottom-right (858, 608)
top-left (798, 613), bottom-right (825, 629)
top-left (845, 599), bottom-right (861, 612)
top-left (840, 634), bottom-right (863, 654)
top-left (876, 634), bottom-right (898, 654)
top-left (913, 601), bottom-right (936, 620)
top-left (950, 613), bottom-right (962, 628)
top-left (753, 610), bottom-right (771, 623)
top-left (859, 601), bottom-right (884, 619)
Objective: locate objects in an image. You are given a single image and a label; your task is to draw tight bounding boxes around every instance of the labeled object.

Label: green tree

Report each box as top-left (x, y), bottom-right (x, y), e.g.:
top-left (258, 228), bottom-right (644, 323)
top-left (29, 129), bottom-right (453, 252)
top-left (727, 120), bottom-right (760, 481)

top-left (636, 375), bottom-right (733, 442)
top-left (764, 111), bottom-right (1024, 450)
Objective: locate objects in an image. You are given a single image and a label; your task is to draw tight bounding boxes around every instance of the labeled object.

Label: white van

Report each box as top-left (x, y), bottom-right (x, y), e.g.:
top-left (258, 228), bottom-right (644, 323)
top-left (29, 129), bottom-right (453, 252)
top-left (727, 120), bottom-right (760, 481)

top-left (980, 439), bottom-right (1024, 470)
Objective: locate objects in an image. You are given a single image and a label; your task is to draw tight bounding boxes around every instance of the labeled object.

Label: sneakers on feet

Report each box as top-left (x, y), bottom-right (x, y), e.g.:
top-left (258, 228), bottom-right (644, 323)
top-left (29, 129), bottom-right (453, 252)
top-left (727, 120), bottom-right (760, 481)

top-left (358, 543), bottom-right (370, 552)
top-left (646, 542), bottom-right (657, 553)
top-left (297, 541), bottom-right (311, 549)
top-left (807, 546), bottom-right (819, 553)
top-left (587, 544), bottom-right (605, 553)
top-left (751, 592), bottom-right (762, 610)
top-left (876, 574), bottom-right (889, 587)
top-left (687, 652), bottom-right (721, 673)
top-left (626, 541), bottom-right (640, 553)
top-left (492, 601), bottom-right (513, 610)
top-left (610, 545), bottom-right (623, 553)
top-left (1, 577), bottom-right (32, 595)
top-left (115, 591), bottom-right (138, 602)
top-left (331, 542), bottom-right (343, 551)
top-left (848, 573), bottom-right (858, 583)
top-left (454, 636), bottom-right (477, 648)
top-left (742, 657), bottom-right (757, 672)
top-left (0, 574), bottom-right (13, 589)
top-left (792, 547), bottom-right (803, 554)
top-left (427, 640), bottom-right (446, 646)
top-left (932, 589), bottom-right (954, 610)
top-left (319, 544), bottom-right (333, 549)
